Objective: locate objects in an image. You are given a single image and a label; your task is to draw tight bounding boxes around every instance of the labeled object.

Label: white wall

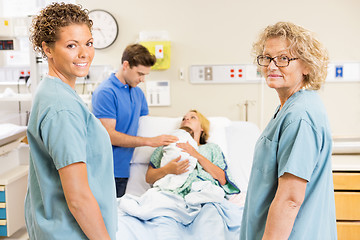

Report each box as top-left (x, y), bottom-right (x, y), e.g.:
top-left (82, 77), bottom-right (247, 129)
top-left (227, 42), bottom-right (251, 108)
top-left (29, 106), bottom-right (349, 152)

top-left (1, 0), bottom-right (359, 136)
top-left (76, 0), bottom-right (360, 136)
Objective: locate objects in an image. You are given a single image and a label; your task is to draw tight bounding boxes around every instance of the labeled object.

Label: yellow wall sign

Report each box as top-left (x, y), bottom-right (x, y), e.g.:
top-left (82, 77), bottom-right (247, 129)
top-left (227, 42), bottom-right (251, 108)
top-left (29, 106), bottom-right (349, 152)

top-left (140, 41), bottom-right (171, 70)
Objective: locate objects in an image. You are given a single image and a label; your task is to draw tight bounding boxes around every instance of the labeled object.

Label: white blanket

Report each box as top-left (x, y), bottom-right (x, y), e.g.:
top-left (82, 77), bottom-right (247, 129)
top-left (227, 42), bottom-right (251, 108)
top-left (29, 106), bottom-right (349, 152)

top-left (117, 181), bottom-right (243, 240)
top-left (153, 129), bottom-right (198, 191)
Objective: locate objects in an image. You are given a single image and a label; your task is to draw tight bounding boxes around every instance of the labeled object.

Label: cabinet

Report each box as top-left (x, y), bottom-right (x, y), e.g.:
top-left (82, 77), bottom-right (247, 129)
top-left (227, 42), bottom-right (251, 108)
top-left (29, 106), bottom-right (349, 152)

top-left (0, 126), bottom-right (29, 238)
top-left (333, 155), bottom-right (360, 240)
top-left (0, 166), bottom-right (28, 237)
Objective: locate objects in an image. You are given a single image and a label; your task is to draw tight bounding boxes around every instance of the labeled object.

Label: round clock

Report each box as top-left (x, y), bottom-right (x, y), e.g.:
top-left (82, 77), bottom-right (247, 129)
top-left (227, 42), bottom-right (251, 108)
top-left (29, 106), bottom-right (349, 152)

top-left (89, 9), bottom-right (118, 49)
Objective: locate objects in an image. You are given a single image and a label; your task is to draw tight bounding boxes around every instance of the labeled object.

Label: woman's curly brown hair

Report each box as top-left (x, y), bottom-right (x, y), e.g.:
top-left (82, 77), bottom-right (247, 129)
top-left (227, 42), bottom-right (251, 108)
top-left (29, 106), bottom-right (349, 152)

top-left (29, 2), bottom-right (92, 58)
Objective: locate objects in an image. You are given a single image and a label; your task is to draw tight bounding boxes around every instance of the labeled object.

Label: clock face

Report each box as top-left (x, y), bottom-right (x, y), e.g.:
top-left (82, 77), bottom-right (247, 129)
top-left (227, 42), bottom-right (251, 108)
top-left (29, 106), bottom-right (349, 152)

top-left (89, 10), bottom-right (118, 49)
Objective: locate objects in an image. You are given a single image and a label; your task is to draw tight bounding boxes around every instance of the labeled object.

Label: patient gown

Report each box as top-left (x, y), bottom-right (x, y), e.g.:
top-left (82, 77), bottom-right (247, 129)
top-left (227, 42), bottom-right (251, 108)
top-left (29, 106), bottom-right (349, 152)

top-left (151, 142), bottom-right (240, 197)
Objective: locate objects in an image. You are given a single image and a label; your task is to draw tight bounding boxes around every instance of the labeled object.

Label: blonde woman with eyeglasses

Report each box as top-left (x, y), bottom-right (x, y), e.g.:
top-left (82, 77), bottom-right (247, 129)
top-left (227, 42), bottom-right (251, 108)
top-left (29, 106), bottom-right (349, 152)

top-left (240, 22), bottom-right (337, 240)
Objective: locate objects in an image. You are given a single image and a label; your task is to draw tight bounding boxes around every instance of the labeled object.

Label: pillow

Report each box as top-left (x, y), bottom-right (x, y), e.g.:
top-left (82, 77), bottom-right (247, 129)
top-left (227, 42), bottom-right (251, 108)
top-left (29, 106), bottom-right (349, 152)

top-left (131, 116), bottom-right (181, 164)
top-left (207, 117), bottom-right (231, 157)
top-left (225, 121), bottom-right (260, 191)
top-left (130, 116), bottom-right (230, 164)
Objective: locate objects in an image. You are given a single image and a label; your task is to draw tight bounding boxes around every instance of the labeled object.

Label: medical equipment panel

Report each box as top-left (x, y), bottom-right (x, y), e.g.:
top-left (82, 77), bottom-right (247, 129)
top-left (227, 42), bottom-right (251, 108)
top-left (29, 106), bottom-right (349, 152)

top-left (190, 62), bottom-right (360, 84)
top-left (145, 80), bottom-right (170, 106)
top-left (327, 62), bottom-right (360, 82)
top-left (190, 64), bottom-right (263, 84)
top-left (0, 39), bottom-right (15, 50)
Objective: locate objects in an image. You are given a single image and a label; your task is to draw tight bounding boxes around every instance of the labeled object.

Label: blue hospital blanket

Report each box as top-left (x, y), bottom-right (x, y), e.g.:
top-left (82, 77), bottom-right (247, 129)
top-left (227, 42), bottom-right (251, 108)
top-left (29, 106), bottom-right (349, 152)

top-left (116, 181), bottom-right (243, 239)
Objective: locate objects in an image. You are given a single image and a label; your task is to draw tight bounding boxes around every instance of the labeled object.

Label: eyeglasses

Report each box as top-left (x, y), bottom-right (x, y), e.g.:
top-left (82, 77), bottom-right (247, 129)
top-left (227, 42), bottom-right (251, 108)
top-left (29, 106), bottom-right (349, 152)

top-left (257, 55), bottom-right (299, 67)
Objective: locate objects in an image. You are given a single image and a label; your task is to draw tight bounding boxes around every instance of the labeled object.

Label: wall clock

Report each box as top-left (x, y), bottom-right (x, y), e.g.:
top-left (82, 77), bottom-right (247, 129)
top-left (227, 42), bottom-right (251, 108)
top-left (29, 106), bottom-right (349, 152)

top-left (89, 9), bottom-right (119, 49)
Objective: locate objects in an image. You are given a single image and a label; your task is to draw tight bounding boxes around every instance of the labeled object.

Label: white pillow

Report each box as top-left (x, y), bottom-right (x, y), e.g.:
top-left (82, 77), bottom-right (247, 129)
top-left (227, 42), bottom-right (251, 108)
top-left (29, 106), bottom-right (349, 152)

top-left (137, 116), bottom-right (182, 137)
top-left (131, 116), bottom-right (181, 164)
top-left (207, 117), bottom-right (231, 158)
top-left (131, 116), bottom-right (230, 164)
top-left (225, 121), bottom-right (260, 191)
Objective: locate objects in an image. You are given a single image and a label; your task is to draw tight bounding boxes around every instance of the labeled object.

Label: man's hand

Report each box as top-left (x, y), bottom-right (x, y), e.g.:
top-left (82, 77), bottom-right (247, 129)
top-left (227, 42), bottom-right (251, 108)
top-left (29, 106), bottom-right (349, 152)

top-left (147, 135), bottom-right (178, 147)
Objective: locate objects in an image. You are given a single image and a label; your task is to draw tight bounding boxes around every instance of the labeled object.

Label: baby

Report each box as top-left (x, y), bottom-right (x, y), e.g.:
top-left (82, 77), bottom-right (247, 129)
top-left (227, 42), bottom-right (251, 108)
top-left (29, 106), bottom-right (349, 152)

top-left (153, 126), bottom-right (198, 190)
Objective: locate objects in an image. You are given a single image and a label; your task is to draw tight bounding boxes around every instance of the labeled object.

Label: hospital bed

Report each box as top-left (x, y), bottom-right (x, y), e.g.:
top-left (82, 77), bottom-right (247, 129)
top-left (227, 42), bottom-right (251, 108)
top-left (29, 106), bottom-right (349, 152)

top-left (117, 116), bottom-right (261, 239)
top-left (126, 116), bottom-right (260, 196)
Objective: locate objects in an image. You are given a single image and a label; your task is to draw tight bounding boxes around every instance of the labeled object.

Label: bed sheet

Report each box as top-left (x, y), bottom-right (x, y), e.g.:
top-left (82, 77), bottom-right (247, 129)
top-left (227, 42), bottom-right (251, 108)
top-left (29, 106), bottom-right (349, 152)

top-left (117, 203), bottom-right (243, 240)
top-left (116, 182), bottom-right (243, 240)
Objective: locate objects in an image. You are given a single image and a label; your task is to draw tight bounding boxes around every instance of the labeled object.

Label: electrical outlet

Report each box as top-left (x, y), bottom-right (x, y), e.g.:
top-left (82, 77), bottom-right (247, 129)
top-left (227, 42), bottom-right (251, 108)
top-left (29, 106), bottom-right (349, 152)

top-left (179, 68), bottom-right (185, 81)
top-left (204, 66), bottom-right (213, 80)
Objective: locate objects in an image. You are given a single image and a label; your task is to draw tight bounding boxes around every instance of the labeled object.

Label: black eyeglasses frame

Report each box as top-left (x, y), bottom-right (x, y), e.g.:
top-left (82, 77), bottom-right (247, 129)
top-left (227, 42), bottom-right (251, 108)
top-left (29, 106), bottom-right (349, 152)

top-left (257, 55), bottom-right (299, 67)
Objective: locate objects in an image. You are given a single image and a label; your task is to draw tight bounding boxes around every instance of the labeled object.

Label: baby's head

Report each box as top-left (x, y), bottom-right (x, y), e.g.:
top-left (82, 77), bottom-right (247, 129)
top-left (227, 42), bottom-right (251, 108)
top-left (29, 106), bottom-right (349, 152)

top-left (180, 126), bottom-right (194, 138)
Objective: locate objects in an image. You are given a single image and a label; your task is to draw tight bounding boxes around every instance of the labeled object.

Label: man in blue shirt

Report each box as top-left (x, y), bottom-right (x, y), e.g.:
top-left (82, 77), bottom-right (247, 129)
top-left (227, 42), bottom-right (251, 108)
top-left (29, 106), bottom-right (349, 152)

top-left (92, 44), bottom-right (177, 197)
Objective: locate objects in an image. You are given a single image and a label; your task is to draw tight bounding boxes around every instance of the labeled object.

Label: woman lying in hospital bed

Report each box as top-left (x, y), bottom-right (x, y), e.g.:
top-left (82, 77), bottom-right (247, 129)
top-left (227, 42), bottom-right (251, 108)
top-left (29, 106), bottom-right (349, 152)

top-left (117, 110), bottom-right (243, 239)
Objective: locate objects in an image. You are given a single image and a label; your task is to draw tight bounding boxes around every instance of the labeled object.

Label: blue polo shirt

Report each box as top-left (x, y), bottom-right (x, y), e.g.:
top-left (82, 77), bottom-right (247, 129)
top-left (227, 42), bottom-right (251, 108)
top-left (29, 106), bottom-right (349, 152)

top-left (92, 73), bottom-right (149, 178)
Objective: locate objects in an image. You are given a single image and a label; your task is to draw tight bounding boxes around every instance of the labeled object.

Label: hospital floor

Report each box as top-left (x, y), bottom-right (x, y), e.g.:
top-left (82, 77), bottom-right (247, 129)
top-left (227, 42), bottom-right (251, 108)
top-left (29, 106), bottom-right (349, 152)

top-left (0, 227), bottom-right (28, 240)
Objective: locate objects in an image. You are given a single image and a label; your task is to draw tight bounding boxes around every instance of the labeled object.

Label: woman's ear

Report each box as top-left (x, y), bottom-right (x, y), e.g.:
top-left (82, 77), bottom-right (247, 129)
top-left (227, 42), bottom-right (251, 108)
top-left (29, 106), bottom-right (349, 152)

top-left (42, 41), bottom-right (53, 59)
top-left (302, 63), bottom-right (310, 76)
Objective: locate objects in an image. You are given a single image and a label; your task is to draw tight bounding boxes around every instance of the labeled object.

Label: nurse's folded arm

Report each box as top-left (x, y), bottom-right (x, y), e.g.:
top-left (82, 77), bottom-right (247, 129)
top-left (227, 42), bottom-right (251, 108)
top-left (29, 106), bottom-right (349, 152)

top-left (59, 162), bottom-right (111, 240)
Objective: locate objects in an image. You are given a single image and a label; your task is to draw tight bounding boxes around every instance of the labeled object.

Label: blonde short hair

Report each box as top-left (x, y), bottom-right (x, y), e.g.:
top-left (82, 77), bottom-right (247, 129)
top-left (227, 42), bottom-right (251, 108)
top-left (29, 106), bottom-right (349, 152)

top-left (252, 22), bottom-right (329, 90)
top-left (190, 110), bottom-right (210, 145)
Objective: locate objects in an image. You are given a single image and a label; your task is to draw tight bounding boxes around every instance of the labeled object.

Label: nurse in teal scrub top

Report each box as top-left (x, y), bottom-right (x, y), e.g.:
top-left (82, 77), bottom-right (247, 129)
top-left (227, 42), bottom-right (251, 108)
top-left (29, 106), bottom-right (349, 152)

top-left (240, 22), bottom-right (337, 240)
top-left (25, 3), bottom-right (116, 239)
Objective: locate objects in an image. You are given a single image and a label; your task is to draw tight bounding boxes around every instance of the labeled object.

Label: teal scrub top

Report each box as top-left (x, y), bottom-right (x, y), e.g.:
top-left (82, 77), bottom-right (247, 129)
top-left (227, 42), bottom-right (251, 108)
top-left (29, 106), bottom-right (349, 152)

top-left (240, 90), bottom-right (337, 240)
top-left (25, 76), bottom-right (117, 239)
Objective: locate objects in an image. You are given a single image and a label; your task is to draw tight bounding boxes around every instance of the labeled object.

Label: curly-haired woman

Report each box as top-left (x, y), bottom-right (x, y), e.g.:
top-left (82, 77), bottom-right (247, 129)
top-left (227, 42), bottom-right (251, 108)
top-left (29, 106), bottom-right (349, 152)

top-left (240, 22), bottom-right (337, 240)
top-left (25, 3), bottom-right (116, 239)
